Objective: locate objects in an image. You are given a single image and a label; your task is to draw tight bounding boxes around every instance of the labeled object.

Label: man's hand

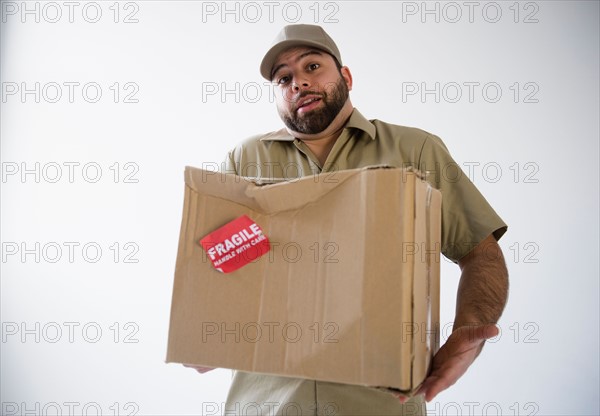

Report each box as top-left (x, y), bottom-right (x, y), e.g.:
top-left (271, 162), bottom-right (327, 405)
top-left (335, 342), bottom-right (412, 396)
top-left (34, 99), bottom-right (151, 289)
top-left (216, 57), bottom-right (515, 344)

top-left (416, 323), bottom-right (499, 402)
top-left (394, 233), bottom-right (508, 404)
top-left (182, 364), bottom-right (215, 374)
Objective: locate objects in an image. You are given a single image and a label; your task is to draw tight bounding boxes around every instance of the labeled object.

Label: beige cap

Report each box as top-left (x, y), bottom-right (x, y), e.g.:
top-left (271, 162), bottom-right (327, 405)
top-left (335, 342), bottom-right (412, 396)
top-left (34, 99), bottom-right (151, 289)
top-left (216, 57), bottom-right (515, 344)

top-left (260, 24), bottom-right (342, 80)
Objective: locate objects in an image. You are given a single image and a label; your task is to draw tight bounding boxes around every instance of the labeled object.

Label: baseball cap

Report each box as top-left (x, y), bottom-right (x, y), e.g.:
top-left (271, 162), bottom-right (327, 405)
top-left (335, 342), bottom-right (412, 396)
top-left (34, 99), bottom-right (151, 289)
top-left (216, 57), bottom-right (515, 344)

top-left (260, 24), bottom-right (342, 81)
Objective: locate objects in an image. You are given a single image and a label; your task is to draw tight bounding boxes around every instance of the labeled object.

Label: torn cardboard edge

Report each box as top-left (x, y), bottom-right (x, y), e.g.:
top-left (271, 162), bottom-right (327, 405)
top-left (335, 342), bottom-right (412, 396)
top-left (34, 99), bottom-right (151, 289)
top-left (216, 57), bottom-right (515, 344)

top-left (194, 164), bottom-right (429, 187)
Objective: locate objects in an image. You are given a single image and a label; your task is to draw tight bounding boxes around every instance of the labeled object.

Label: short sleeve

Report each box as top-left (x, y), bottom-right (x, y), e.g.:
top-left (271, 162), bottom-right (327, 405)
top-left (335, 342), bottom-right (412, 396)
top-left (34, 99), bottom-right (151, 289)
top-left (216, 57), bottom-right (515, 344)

top-left (221, 148), bottom-right (239, 175)
top-left (418, 134), bottom-right (508, 262)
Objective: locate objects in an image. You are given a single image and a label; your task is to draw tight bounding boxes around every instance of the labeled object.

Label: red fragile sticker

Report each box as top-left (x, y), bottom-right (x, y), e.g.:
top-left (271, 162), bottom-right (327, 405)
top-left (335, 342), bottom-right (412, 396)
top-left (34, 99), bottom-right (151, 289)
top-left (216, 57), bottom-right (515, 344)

top-left (199, 215), bottom-right (270, 273)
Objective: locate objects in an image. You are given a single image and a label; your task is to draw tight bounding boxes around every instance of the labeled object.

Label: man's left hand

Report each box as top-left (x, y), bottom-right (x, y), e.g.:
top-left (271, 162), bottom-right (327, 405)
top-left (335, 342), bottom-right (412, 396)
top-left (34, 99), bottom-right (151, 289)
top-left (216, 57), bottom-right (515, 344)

top-left (414, 323), bottom-right (499, 402)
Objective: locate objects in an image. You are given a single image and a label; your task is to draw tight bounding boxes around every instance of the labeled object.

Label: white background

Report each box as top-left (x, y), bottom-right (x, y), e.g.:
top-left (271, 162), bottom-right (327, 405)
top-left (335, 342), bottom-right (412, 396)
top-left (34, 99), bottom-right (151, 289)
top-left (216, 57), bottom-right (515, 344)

top-left (1, 1), bottom-right (598, 415)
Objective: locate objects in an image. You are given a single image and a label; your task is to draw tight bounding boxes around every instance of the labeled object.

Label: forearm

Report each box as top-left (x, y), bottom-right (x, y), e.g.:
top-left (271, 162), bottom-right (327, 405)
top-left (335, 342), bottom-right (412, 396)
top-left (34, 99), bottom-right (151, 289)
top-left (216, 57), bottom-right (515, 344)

top-left (454, 234), bottom-right (509, 330)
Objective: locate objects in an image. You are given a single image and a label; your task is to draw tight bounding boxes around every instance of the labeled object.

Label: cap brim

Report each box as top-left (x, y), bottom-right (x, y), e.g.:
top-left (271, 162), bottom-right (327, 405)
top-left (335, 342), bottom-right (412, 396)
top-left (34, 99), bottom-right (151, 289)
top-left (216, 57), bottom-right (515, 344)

top-left (260, 40), bottom-right (336, 80)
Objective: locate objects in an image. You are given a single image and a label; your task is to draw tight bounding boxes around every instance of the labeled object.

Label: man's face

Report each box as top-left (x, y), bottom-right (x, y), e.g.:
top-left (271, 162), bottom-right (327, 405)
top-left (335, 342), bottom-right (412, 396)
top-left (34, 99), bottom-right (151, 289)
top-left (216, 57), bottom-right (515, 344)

top-left (271, 47), bottom-right (351, 135)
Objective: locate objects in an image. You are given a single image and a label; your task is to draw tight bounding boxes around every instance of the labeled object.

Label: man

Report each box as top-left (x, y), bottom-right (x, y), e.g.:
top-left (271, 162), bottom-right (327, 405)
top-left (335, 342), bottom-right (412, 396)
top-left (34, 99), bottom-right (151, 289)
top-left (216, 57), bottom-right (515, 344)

top-left (195, 24), bottom-right (509, 415)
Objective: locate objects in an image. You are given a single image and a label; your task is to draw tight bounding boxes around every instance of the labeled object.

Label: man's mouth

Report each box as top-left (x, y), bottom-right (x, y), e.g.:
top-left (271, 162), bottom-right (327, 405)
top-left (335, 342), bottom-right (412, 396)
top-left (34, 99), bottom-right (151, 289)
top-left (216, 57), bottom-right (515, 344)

top-left (296, 96), bottom-right (322, 113)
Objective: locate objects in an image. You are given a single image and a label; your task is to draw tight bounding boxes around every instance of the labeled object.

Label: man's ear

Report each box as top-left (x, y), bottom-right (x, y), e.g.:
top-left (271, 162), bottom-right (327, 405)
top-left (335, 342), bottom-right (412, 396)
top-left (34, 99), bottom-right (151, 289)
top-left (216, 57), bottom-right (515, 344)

top-left (341, 66), bottom-right (353, 91)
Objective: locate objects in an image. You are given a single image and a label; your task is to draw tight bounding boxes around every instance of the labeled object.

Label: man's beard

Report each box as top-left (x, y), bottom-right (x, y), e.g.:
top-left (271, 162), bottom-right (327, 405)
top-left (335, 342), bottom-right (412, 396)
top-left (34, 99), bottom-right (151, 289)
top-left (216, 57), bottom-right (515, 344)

top-left (279, 76), bottom-right (349, 135)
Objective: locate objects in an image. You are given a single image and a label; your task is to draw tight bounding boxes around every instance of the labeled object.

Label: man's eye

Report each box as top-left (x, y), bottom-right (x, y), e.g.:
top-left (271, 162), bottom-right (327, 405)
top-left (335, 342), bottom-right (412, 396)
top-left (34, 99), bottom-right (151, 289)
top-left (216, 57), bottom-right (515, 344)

top-left (307, 63), bottom-right (320, 71)
top-left (277, 76), bottom-right (290, 85)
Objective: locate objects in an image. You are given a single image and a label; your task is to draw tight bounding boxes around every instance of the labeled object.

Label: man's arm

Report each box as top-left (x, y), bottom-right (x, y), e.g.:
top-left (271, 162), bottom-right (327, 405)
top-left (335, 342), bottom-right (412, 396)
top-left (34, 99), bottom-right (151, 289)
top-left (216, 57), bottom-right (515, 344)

top-left (454, 233), bottom-right (509, 329)
top-left (412, 233), bottom-right (509, 402)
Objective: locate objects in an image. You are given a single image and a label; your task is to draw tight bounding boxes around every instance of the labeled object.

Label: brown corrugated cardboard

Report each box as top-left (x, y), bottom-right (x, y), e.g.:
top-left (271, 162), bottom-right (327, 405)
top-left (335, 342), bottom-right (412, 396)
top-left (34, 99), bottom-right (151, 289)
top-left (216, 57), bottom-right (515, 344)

top-left (166, 166), bottom-right (441, 394)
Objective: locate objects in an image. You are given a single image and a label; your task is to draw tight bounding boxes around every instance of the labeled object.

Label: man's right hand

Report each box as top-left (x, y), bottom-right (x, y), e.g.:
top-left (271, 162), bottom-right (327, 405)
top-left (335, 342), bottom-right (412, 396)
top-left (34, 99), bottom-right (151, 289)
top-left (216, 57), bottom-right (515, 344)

top-left (182, 364), bottom-right (215, 374)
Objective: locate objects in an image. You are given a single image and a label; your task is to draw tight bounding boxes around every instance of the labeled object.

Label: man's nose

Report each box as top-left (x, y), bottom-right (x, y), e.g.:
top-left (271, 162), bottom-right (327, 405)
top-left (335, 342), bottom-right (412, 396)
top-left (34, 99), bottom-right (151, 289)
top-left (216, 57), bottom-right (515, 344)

top-left (292, 78), bottom-right (310, 91)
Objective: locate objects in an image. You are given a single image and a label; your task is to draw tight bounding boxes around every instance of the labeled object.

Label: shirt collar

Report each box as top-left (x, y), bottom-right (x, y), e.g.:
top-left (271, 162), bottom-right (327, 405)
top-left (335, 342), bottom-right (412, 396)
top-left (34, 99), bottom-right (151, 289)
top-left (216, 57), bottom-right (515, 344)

top-left (259, 108), bottom-right (376, 142)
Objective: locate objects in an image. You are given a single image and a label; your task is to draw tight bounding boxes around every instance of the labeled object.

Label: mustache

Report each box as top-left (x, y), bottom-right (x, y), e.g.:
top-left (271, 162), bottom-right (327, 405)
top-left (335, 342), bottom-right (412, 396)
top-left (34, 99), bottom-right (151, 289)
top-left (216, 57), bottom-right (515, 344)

top-left (296, 91), bottom-right (324, 100)
top-left (290, 92), bottom-right (326, 111)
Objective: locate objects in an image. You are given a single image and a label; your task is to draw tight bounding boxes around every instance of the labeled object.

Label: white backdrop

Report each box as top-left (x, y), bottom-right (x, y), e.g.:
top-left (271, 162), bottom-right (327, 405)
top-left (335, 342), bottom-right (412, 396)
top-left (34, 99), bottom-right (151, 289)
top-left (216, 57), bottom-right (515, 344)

top-left (1, 1), bottom-right (598, 415)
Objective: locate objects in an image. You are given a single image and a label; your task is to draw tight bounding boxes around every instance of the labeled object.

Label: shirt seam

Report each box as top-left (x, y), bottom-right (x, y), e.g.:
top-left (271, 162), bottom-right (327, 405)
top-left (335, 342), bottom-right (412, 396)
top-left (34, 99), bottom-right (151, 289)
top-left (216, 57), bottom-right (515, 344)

top-left (416, 134), bottom-right (431, 171)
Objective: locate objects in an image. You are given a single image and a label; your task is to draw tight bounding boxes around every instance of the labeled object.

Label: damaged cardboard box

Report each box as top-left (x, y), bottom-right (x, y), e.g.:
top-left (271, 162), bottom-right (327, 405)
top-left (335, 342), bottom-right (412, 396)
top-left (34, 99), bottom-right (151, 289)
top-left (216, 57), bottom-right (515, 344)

top-left (166, 166), bottom-right (441, 394)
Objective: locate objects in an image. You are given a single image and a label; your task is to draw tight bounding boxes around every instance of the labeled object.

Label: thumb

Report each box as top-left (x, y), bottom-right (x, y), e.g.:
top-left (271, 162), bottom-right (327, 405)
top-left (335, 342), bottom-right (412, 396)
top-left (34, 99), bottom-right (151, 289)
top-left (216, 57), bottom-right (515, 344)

top-left (455, 323), bottom-right (499, 344)
top-left (480, 323), bottom-right (500, 340)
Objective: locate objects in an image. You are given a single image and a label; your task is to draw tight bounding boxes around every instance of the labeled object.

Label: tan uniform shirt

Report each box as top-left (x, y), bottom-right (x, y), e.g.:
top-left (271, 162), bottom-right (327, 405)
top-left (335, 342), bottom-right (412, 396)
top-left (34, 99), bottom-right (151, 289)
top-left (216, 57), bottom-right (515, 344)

top-left (221, 108), bottom-right (507, 415)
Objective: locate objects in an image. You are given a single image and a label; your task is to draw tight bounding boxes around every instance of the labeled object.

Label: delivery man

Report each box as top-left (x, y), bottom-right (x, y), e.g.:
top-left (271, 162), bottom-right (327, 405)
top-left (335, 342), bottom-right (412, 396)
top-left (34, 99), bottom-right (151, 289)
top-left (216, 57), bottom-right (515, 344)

top-left (191, 24), bottom-right (509, 415)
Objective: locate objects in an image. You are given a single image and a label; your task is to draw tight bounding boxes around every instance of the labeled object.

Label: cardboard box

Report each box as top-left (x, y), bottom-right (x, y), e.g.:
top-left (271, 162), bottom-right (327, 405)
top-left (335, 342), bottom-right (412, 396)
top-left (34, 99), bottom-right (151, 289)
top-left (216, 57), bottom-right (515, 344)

top-left (166, 166), bottom-right (441, 393)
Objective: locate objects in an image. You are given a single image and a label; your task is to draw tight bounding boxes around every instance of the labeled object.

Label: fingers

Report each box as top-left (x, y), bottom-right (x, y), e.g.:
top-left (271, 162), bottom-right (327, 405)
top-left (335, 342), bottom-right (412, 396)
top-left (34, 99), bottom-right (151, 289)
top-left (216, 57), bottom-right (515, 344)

top-left (416, 365), bottom-right (462, 402)
top-left (415, 324), bottom-right (498, 402)
top-left (393, 324), bottom-right (500, 403)
top-left (418, 351), bottom-right (470, 402)
top-left (391, 392), bottom-right (410, 404)
top-left (182, 364), bottom-right (215, 373)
